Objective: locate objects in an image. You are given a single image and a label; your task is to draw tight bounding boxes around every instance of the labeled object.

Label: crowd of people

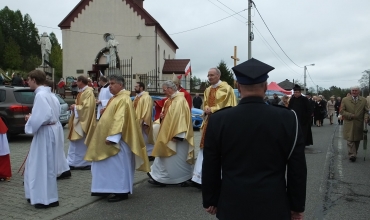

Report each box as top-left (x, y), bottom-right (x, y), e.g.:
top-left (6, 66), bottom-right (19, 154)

top-left (1, 57), bottom-right (369, 219)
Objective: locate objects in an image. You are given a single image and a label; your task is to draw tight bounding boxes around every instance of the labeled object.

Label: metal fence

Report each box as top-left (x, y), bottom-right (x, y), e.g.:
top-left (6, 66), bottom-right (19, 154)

top-left (105, 58), bottom-right (133, 91)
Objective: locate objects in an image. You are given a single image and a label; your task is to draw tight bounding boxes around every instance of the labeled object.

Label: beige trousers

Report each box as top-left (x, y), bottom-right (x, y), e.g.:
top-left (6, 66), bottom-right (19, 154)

top-left (347, 141), bottom-right (360, 157)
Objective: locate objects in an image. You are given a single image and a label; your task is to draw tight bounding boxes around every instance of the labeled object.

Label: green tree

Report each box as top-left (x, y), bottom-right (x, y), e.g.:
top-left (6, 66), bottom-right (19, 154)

top-left (190, 75), bottom-right (201, 90)
top-left (3, 37), bottom-right (22, 69)
top-left (217, 60), bottom-right (234, 88)
top-left (23, 55), bottom-right (41, 72)
top-left (49, 32), bottom-right (63, 81)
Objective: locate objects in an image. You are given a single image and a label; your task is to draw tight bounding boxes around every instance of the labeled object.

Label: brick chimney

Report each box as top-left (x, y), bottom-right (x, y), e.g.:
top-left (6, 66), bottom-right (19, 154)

top-left (133, 0), bottom-right (144, 8)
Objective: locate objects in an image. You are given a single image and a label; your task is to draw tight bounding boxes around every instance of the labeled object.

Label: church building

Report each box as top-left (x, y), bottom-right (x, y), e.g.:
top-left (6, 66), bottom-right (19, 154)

top-left (58, 0), bottom-right (191, 92)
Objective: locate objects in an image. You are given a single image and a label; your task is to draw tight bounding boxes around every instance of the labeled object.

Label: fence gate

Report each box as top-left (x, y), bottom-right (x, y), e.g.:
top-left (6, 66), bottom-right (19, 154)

top-left (105, 58), bottom-right (133, 91)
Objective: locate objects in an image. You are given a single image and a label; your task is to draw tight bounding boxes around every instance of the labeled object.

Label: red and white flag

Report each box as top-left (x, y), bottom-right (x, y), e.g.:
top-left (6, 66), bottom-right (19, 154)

top-left (184, 61), bottom-right (191, 76)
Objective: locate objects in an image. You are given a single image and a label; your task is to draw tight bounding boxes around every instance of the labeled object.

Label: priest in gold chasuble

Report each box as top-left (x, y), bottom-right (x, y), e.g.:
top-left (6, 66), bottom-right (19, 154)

top-left (191, 67), bottom-right (237, 186)
top-left (148, 80), bottom-right (194, 186)
top-left (133, 82), bottom-right (154, 156)
top-left (67, 75), bottom-right (96, 170)
top-left (85, 74), bottom-right (149, 202)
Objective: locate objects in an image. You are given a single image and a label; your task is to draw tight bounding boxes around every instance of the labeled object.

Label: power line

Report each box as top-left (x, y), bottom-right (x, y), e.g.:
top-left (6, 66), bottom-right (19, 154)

top-left (252, 1), bottom-right (303, 68)
top-left (306, 69), bottom-right (317, 87)
top-left (207, 0), bottom-right (246, 24)
top-left (37, 9), bottom-right (246, 37)
top-left (215, 0), bottom-right (248, 20)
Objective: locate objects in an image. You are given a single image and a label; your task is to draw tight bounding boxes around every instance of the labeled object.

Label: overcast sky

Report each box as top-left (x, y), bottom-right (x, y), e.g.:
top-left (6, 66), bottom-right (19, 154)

top-left (2, 0), bottom-right (370, 90)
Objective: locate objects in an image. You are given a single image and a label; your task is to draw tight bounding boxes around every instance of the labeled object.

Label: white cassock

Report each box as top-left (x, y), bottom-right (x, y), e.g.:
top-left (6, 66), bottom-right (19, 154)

top-left (91, 134), bottom-right (135, 194)
top-left (149, 132), bottom-right (193, 184)
top-left (191, 149), bottom-right (203, 184)
top-left (142, 126), bottom-right (154, 155)
top-left (0, 132), bottom-right (10, 156)
top-left (96, 84), bottom-right (113, 119)
top-left (24, 86), bottom-right (59, 205)
top-left (67, 86), bottom-right (91, 168)
top-left (50, 93), bottom-right (70, 176)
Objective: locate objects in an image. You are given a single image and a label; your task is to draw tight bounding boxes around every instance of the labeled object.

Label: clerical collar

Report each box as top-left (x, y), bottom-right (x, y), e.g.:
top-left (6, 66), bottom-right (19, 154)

top-left (212, 80), bottom-right (222, 88)
top-left (171, 91), bottom-right (178, 99)
top-left (78, 85), bottom-right (88, 92)
top-left (136, 91), bottom-right (145, 97)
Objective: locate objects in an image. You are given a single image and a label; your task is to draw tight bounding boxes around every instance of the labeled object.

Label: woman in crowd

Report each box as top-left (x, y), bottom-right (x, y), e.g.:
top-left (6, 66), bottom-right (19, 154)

top-left (327, 96), bottom-right (336, 125)
top-left (314, 96), bottom-right (325, 127)
top-left (278, 95), bottom-right (289, 107)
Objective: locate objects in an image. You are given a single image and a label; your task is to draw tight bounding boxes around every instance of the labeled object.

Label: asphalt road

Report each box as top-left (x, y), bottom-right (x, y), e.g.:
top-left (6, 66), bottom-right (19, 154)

top-left (6, 118), bottom-right (370, 220)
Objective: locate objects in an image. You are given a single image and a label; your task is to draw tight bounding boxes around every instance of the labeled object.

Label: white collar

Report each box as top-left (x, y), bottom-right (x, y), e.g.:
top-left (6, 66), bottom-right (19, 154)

top-left (171, 91), bottom-right (178, 99)
top-left (212, 80), bottom-right (222, 88)
top-left (78, 85), bottom-right (88, 92)
top-left (136, 91), bottom-right (145, 97)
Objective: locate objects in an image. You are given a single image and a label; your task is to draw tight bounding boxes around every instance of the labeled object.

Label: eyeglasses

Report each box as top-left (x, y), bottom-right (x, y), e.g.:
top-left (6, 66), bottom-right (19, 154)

top-left (162, 87), bottom-right (169, 92)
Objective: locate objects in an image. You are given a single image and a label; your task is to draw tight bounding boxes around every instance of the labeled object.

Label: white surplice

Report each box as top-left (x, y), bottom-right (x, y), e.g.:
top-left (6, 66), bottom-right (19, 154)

top-left (67, 86), bottom-right (91, 168)
top-left (149, 132), bottom-right (192, 184)
top-left (142, 127), bottom-right (154, 155)
top-left (50, 91), bottom-right (70, 176)
top-left (191, 149), bottom-right (203, 184)
top-left (91, 134), bottom-right (135, 194)
top-left (96, 84), bottom-right (113, 119)
top-left (24, 86), bottom-right (59, 205)
top-left (0, 133), bottom-right (10, 156)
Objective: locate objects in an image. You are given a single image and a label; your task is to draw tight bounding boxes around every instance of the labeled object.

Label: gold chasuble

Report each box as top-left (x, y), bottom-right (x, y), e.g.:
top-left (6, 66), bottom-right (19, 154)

top-left (152, 92), bottom-right (194, 164)
top-left (84, 90), bottom-right (150, 172)
top-left (68, 87), bottom-right (96, 141)
top-left (133, 91), bottom-right (154, 145)
top-left (200, 81), bottom-right (237, 148)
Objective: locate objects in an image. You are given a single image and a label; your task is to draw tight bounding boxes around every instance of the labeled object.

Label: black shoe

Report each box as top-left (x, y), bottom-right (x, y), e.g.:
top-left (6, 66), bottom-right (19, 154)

top-left (81, 165), bottom-right (91, 170)
top-left (69, 166), bottom-right (76, 170)
top-left (27, 199), bottom-right (30, 203)
top-left (91, 192), bottom-right (110, 197)
top-left (349, 156), bottom-right (356, 162)
top-left (148, 156), bottom-right (155, 161)
top-left (179, 181), bottom-right (190, 187)
top-left (57, 170), bottom-right (72, 180)
top-left (190, 181), bottom-right (202, 189)
top-left (147, 179), bottom-right (166, 187)
top-left (108, 193), bottom-right (128, 202)
top-left (34, 201), bottom-right (59, 209)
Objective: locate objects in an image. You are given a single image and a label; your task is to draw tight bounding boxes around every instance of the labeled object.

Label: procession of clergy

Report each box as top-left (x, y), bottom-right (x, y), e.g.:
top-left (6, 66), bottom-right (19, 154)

top-left (0, 65), bottom-right (236, 208)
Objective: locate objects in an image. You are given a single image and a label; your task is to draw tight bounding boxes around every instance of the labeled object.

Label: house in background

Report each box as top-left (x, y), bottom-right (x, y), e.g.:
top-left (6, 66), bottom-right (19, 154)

top-left (58, 0), bottom-right (190, 92)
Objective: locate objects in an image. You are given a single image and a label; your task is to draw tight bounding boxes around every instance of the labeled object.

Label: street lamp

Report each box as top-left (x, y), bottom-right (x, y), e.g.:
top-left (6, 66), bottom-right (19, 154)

top-left (304, 64), bottom-right (315, 94)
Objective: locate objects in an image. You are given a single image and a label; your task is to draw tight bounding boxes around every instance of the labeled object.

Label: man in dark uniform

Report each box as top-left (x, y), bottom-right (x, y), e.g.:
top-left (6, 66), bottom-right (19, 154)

top-left (306, 93), bottom-right (315, 126)
top-left (289, 85), bottom-right (313, 146)
top-left (202, 58), bottom-right (307, 220)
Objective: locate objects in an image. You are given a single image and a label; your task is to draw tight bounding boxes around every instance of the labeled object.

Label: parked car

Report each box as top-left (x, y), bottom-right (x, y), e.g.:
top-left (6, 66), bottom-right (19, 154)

top-left (0, 85), bottom-right (70, 135)
top-left (130, 95), bottom-right (203, 128)
top-left (55, 94), bottom-right (70, 127)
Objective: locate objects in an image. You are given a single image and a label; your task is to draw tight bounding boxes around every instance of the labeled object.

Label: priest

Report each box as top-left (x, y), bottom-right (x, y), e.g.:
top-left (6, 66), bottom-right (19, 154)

top-left (67, 76), bottom-right (96, 170)
top-left (24, 70), bottom-right (60, 209)
top-left (191, 67), bottom-right (237, 188)
top-left (148, 80), bottom-right (194, 186)
top-left (85, 74), bottom-right (149, 202)
top-left (0, 118), bottom-right (11, 181)
top-left (133, 82), bottom-right (155, 158)
top-left (96, 75), bottom-right (112, 119)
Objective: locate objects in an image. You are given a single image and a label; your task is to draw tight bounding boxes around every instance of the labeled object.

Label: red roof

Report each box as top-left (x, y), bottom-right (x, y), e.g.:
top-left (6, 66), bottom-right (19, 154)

top-left (267, 82), bottom-right (291, 95)
top-left (58, 0), bottom-right (178, 51)
top-left (162, 59), bottom-right (190, 74)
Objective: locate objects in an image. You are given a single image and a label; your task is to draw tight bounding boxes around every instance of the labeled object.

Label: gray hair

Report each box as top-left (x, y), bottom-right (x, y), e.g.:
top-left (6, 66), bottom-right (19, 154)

top-left (162, 80), bottom-right (177, 91)
top-left (108, 74), bottom-right (125, 86)
top-left (209, 67), bottom-right (221, 76)
top-left (350, 86), bottom-right (360, 90)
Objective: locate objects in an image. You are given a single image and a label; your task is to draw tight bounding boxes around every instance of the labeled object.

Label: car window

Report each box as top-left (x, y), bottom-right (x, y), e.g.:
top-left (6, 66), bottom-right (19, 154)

top-left (55, 94), bottom-right (66, 104)
top-left (0, 90), bottom-right (5, 102)
top-left (13, 90), bottom-right (35, 104)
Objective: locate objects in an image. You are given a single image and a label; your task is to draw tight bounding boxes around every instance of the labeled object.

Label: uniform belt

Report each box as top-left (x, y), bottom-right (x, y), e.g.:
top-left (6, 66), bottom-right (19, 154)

top-left (42, 123), bottom-right (56, 126)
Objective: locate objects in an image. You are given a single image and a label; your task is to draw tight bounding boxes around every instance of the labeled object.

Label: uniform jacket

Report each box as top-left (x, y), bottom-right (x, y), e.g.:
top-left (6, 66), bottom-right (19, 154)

top-left (202, 96), bottom-right (307, 220)
top-left (340, 96), bottom-right (368, 141)
top-left (288, 95), bottom-right (311, 126)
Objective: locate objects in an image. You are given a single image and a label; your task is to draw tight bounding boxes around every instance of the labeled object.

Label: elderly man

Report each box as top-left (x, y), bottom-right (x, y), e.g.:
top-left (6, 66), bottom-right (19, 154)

top-left (191, 67), bottom-right (236, 188)
top-left (67, 76), bottom-right (96, 170)
top-left (202, 58), bottom-right (307, 220)
top-left (133, 82), bottom-right (155, 158)
top-left (340, 86), bottom-right (369, 162)
top-left (85, 75), bottom-right (149, 202)
top-left (96, 76), bottom-right (113, 120)
top-left (148, 80), bottom-right (194, 186)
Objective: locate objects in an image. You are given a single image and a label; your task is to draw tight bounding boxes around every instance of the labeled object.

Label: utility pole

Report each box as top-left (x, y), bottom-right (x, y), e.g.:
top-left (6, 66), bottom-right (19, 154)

top-left (248, 0), bottom-right (253, 59)
top-left (316, 85), bottom-right (319, 95)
